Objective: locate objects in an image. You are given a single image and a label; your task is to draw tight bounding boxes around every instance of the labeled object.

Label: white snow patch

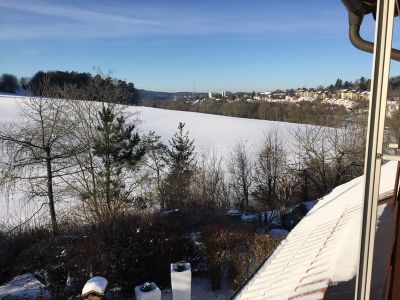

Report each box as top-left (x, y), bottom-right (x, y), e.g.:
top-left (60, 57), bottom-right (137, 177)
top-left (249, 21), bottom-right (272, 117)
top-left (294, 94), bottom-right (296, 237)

top-left (322, 98), bottom-right (358, 110)
top-left (0, 273), bottom-right (50, 298)
top-left (82, 276), bottom-right (108, 296)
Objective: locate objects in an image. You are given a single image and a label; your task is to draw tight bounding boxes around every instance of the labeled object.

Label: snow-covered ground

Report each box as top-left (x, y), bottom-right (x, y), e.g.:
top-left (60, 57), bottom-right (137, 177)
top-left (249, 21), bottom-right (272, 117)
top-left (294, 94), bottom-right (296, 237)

top-left (0, 273), bottom-right (50, 299)
top-left (133, 106), bottom-right (306, 158)
top-left (262, 95), bottom-right (359, 111)
top-left (0, 95), bottom-right (313, 227)
top-left (0, 275), bottom-right (231, 300)
top-left (253, 95), bottom-right (359, 110)
top-left (322, 97), bottom-right (358, 110)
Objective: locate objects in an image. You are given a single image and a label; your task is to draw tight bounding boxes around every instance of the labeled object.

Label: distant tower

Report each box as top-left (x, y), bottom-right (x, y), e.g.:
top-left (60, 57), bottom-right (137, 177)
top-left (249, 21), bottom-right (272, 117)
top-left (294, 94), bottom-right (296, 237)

top-left (208, 92), bottom-right (214, 99)
top-left (222, 91), bottom-right (231, 98)
top-left (192, 82), bottom-right (196, 99)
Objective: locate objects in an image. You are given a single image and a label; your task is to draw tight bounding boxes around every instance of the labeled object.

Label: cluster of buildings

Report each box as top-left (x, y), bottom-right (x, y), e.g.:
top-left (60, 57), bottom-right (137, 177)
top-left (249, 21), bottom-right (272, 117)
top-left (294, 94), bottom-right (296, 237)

top-left (187, 88), bottom-right (399, 112)
top-left (202, 88), bottom-right (371, 110)
top-left (294, 88), bottom-right (370, 101)
top-left (207, 88), bottom-right (371, 102)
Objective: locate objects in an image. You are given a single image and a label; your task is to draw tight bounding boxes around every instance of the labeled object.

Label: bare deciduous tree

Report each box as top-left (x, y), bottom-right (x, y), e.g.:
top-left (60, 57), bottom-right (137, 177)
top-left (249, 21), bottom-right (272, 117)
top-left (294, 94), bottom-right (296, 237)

top-left (252, 130), bottom-right (285, 209)
top-left (291, 123), bottom-right (365, 198)
top-left (0, 80), bottom-right (78, 233)
top-left (192, 146), bottom-right (230, 210)
top-left (228, 141), bottom-right (253, 211)
top-left (253, 130), bottom-right (298, 218)
top-left (274, 172), bottom-right (298, 215)
top-left (387, 106), bottom-right (400, 142)
top-left (142, 131), bottom-right (168, 209)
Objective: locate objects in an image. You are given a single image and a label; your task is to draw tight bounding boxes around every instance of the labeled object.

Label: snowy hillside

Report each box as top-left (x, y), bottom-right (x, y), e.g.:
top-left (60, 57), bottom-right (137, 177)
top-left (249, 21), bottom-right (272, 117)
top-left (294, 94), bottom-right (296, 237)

top-left (0, 95), bottom-right (307, 156)
top-left (133, 107), bottom-right (305, 158)
top-left (0, 95), bottom-right (311, 227)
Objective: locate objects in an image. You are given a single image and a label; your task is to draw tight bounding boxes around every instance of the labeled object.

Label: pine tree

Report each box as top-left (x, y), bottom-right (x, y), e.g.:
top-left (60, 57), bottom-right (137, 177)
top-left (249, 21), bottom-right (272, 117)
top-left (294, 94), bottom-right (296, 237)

top-left (163, 122), bottom-right (196, 209)
top-left (334, 78), bottom-right (343, 90)
top-left (359, 76), bottom-right (367, 91)
top-left (92, 105), bottom-right (145, 218)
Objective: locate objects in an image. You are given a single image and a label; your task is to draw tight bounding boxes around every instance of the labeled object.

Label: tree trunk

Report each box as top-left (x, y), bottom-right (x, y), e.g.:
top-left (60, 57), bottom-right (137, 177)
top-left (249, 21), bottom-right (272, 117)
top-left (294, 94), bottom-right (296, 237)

top-left (303, 169), bottom-right (308, 201)
top-left (105, 121), bottom-right (112, 218)
top-left (46, 148), bottom-right (57, 234)
top-left (156, 167), bottom-right (164, 210)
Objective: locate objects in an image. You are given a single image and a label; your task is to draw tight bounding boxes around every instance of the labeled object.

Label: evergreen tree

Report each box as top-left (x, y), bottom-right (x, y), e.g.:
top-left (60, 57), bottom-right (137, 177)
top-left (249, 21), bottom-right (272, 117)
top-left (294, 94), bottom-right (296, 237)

top-left (0, 73), bottom-right (18, 93)
top-left (29, 71), bottom-right (138, 105)
top-left (163, 122), bottom-right (196, 209)
top-left (91, 105), bottom-right (145, 218)
top-left (334, 78), bottom-right (343, 90)
top-left (359, 76), bottom-right (367, 91)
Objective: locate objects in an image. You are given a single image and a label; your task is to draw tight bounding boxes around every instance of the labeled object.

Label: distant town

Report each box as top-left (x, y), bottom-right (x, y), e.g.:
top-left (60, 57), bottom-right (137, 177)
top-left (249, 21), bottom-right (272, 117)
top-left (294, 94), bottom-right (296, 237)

top-left (171, 88), bottom-right (398, 113)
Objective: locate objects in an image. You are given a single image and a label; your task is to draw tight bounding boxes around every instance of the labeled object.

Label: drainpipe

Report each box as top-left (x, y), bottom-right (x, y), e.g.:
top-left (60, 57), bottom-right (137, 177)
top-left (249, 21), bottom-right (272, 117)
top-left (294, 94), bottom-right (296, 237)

top-left (342, 0), bottom-right (400, 61)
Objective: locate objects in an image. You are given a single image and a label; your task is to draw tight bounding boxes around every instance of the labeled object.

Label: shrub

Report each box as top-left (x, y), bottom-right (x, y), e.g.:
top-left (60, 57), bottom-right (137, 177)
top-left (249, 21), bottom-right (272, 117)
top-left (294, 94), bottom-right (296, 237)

top-left (226, 234), bottom-right (277, 290)
top-left (202, 224), bottom-right (278, 291)
top-left (0, 227), bottom-right (51, 284)
top-left (201, 225), bottom-right (228, 290)
top-left (2, 214), bottom-right (195, 297)
top-left (2, 211), bottom-right (279, 297)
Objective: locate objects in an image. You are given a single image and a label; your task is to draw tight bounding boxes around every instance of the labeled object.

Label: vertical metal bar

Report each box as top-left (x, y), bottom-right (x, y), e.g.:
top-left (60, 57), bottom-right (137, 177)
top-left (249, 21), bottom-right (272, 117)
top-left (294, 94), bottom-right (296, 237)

top-left (355, 0), bottom-right (396, 299)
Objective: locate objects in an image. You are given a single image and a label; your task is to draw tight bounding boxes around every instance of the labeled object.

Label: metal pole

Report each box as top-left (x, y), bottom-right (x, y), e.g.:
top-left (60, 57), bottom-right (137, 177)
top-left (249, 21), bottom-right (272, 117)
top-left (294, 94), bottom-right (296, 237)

top-left (355, 0), bottom-right (395, 299)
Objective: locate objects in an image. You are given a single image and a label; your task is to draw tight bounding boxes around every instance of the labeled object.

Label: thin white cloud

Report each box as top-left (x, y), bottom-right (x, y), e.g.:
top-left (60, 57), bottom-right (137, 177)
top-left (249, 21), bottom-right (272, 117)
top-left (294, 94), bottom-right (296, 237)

top-left (0, 1), bottom-right (162, 26)
top-left (0, 0), bottom-right (344, 40)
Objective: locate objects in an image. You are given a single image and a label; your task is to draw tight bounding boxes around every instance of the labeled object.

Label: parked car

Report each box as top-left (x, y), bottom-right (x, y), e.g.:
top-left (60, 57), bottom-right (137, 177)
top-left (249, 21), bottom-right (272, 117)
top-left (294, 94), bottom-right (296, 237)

top-left (226, 209), bottom-right (241, 217)
top-left (303, 200), bottom-right (318, 211)
top-left (261, 210), bottom-right (281, 225)
top-left (267, 228), bottom-right (289, 239)
top-left (240, 212), bottom-right (256, 222)
top-left (160, 209), bottom-right (183, 218)
top-left (282, 203), bottom-right (309, 230)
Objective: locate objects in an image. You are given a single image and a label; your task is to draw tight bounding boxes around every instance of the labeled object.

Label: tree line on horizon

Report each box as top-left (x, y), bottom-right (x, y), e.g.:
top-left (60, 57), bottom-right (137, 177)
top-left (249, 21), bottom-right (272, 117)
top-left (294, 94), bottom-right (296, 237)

top-left (0, 71), bottom-right (138, 105)
top-left (3, 70), bottom-right (400, 100)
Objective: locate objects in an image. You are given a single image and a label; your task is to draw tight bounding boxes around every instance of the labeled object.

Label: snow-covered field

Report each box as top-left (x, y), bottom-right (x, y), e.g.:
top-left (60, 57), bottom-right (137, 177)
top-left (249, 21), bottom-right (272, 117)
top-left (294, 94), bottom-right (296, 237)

top-left (134, 106), bottom-right (303, 157)
top-left (0, 95), bottom-right (312, 227)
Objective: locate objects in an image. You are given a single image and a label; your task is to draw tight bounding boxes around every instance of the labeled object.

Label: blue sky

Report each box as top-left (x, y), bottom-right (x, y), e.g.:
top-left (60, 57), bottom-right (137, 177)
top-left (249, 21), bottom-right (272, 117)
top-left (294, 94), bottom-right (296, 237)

top-left (0, 0), bottom-right (398, 92)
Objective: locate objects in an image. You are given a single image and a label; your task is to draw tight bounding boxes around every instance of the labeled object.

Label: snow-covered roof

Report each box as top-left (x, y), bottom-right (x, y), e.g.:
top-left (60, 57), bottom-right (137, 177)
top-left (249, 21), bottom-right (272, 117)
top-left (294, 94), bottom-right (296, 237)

top-left (234, 161), bottom-right (397, 300)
